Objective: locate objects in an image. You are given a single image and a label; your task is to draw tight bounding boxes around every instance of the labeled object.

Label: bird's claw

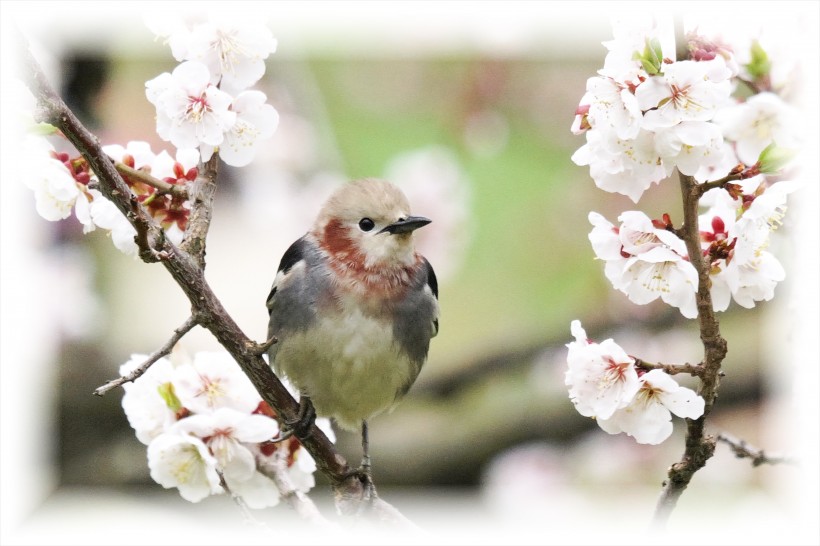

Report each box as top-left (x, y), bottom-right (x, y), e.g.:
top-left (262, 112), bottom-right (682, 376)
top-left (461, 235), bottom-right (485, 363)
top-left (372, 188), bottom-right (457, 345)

top-left (270, 396), bottom-right (315, 443)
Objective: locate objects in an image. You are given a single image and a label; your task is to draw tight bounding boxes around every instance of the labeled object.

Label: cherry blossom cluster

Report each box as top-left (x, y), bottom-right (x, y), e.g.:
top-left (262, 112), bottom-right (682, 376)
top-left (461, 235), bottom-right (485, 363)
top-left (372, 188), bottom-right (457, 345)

top-left (565, 321), bottom-right (704, 444)
top-left (22, 16), bottom-right (280, 255)
top-left (565, 17), bottom-right (801, 444)
top-left (570, 18), bottom-right (799, 203)
top-left (24, 135), bottom-right (199, 257)
top-left (145, 15), bottom-right (279, 167)
top-left (587, 174), bottom-right (798, 318)
top-left (570, 18), bottom-right (800, 318)
top-left (120, 350), bottom-right (333, 506)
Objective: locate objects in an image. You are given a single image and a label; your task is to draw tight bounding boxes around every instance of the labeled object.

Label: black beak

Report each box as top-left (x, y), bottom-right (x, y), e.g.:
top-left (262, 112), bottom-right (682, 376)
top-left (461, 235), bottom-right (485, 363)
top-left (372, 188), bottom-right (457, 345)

top-left (378, 215), bottom-right (432, 235)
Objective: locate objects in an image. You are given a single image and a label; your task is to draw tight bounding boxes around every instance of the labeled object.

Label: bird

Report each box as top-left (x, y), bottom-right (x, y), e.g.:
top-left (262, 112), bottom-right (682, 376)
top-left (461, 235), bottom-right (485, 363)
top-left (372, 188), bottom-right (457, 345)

top-left (265, 178), bottom-right (439, 491)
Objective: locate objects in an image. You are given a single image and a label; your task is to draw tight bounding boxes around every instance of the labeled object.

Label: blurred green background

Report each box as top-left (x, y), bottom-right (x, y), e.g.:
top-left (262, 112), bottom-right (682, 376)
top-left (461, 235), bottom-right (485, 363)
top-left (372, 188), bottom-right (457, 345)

top-left (2, 3), bottom-right (816, 543)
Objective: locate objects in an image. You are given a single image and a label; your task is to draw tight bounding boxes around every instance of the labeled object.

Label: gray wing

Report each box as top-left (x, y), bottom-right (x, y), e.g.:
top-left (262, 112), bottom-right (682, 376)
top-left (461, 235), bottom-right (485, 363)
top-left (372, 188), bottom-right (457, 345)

top-left (266, 236), bottom-right (330, 365)
top-left (391, 257), bottom-right (440, 392)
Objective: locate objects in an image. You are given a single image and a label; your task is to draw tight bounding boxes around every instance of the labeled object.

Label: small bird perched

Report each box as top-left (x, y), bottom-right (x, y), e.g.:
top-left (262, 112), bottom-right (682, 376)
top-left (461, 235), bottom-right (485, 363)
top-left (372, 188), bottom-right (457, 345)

top-left (266, 178), bottom-right (439, 488)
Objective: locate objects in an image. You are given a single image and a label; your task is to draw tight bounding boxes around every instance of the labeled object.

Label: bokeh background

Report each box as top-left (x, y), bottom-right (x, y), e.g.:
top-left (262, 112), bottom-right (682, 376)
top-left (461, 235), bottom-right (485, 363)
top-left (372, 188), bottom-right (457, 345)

top-left (2, 2), bottom-right (818, 544)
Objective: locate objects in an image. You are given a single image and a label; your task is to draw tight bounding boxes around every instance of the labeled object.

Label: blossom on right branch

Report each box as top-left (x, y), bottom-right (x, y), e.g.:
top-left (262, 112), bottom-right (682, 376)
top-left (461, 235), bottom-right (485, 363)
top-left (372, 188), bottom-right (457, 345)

top-left (565, 321), bottom-right (705, 445)
top-left (588, 211), bottom-right (698, 318)
top-left (699, 178), bottom-right (800, 311)
top-left (565, 320), bottom-right (640, 420)
top-left (597, 369), bottom-right (705, 445)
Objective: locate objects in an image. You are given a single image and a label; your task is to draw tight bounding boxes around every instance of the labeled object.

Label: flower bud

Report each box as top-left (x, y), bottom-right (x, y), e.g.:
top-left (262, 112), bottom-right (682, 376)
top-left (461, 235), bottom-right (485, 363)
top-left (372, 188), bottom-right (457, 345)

top-left (746, 40), bottom-right (772, 80)
top-left (633, 37), bottom-right (664, 75)
top-left (758, 142), bottom-right (796, 174)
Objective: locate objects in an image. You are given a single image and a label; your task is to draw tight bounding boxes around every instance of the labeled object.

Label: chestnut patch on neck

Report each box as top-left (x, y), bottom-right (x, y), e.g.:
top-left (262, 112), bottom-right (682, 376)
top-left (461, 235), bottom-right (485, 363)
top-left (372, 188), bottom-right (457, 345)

top-left (321, 218), bottom-right (357, 260)
top-left (318, 218), bottom-right (419, 299)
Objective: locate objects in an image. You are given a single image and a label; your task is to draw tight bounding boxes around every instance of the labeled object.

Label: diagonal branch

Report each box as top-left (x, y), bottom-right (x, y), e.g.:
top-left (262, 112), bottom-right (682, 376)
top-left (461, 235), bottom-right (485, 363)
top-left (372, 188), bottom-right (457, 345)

top-left (24, 48), bottom-right (166, 264)
top-left (24, 39), bottom-right (383, 512)
top-left (181, 154), bottom-right (219, 268)
top-left (93, 315), bottom-right (200, 396)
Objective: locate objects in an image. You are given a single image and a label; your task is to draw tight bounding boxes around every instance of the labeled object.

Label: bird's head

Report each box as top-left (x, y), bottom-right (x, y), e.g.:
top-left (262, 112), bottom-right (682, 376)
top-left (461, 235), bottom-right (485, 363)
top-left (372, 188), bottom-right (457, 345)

top-left (313, 178), bottom-right (431, 269)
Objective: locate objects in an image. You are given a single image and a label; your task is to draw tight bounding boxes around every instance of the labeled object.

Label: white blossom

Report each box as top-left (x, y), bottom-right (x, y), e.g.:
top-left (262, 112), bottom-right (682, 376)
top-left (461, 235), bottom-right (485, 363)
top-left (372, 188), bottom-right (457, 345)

top-left (713, 92), bottom-right (801, 166)
top-left (146, 61), bottom-right (236, 154)
top-left (565, 320), bottom-right (640, 420)
top-left (185, 16), bottom-right (277, 95)
top-left (173, 351), bottom-right (262, 414)
top-left (89, 193), bottom-right (139, 257)
top-left (597, 369), bottom-right (705, 445)
top-left (700, 181), bottom-right (799, 310)
top-left (174, 407), bottom-right (281, 508)
top-left (572, 127), bottom-right (671, 203)
top-left (654, 121), bottom-right (729, 181)
top-left (201, 90), bottom-right (279, 167)
top-left (102, 141), bottom-right (157, 169)
top-left (119, 355), bottom-right (177, 445)
top-left (23, 136), bottom-right (82, 222)
top-left (636, 57), bottom-right (733, 130)
top-left (621, 247), bottom-right (699, 318)
top-left (581, 77), bottom-right (643, 140)
top-left (588, 211), bottom-right (698, 318)
top-left (147, 432), bottom-right (222, 502)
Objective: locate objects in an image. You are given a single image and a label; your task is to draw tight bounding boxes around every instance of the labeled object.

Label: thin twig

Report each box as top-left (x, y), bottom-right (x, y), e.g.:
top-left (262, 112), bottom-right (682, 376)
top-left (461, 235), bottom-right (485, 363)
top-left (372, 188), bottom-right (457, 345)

top-left (93, 315), bottom-right (199, 396)
top-left (217, 469), bottom-right (268, 528)
top-left (256, 448), bottom-right (335, 527)
top-left (114, 161), bottom-right (188, 199)
top-left (695, 172), bottom-right (745, 196)
top-left (634, 358), bottom-right (705, 377)
top-left (248, 336), bottom-right (278, 356)
top-left (717, 433), bottom-right (797, 467)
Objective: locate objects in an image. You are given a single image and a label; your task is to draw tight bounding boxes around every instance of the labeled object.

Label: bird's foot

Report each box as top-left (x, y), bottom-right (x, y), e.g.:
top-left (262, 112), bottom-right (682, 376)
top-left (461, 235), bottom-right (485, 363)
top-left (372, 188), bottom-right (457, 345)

top-left (340, 463), bottom-right (378, 504)
top-left (268, 396), bottom-right (315, 443)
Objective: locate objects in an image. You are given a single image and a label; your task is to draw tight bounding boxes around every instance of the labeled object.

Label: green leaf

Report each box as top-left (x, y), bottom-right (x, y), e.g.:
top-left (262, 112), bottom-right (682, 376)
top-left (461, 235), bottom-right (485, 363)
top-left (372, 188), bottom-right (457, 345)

top-left (746, 40), bottom-right (772, 80)
top-left (29, 122), bottom-right (58, 136)
top-left (758, 142), bottom-right (797, 173)
top-left (157, 382), bottom-right (182, 412)
top-left (634, 37), bottom-right (664, 76)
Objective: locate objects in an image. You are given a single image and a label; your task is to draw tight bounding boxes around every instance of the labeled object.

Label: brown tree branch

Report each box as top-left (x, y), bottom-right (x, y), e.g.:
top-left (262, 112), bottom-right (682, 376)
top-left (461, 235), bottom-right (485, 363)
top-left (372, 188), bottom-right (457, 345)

top-left (26, 52), bottom-right (166, 263)
top-left (181, 154), bottom-right (219, 267)
top-left (93, 314), bottom-right (200, 396)
top-left (651, 170), bottom-right (728, 529)
top-left (24, 40), bottom-right (385, 516)
top-left (649, 20), bottom-right (729, 529)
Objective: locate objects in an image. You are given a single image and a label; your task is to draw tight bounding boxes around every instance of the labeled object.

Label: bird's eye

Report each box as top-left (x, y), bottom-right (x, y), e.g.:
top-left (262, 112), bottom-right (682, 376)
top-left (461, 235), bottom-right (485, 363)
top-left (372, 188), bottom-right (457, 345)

top-left (358, 218), bottom-right (375, 232)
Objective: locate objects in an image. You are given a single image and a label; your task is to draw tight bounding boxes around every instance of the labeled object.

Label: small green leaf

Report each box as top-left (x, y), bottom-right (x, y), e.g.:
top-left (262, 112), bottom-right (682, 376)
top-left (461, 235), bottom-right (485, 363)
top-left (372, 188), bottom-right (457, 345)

top-left (746, 40), bottom-right (772, 80)
top-left (758, 142), bottom-right (796, 173)
top-left (29, 122), bottom-right (58, 136)
top-left (634, 37), bottom-right (664, 76)
top-left (157, 382), bottom-right (182, 412)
